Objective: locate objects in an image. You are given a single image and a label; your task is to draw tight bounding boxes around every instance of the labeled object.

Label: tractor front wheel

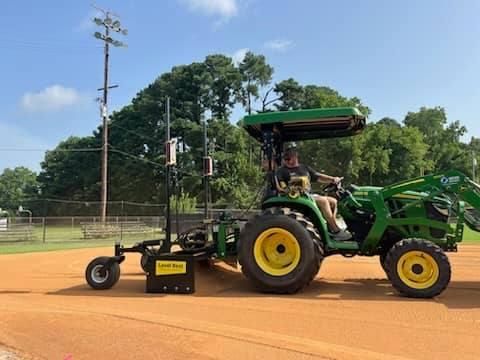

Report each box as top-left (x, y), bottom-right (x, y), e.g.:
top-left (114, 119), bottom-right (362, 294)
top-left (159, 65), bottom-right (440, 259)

top-left (238, 210), bottom-right (322, 294)
top-left (385, 239), bottom-right (451, 298)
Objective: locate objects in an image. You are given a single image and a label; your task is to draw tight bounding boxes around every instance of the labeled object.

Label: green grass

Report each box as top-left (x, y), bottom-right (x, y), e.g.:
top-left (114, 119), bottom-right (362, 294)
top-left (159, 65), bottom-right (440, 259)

top-left (461, 226), bottom-right (480, 243)
top-left (30, 225), bottom-right (162, 243)
top-left (0, 225), bottom-right (164, 255)
top-left (0, 240), bottom-right (124, 255)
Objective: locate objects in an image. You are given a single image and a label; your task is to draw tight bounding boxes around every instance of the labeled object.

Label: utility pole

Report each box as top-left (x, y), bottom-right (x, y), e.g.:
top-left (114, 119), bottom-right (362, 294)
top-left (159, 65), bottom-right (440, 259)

top-left (92, 7), bottom-right (127, 223)
top-left (473, 151), bottom-right (477, 183)
top-left (204, 120), bottom-right (208, 218)
top-left (165, 97), bottom-right (171, 246)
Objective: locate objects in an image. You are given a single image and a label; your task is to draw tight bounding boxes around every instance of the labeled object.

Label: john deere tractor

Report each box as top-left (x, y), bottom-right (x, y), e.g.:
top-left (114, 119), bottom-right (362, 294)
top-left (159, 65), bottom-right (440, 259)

top-left (238, 107), bottom-right (480, 298)
top-left (86, 106), bottom-right (480, 299)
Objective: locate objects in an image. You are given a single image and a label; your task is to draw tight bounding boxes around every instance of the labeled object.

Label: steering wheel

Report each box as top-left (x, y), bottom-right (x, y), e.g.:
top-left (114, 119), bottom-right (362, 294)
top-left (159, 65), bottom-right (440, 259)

top-left (322, 177), bottom-right (344, 197)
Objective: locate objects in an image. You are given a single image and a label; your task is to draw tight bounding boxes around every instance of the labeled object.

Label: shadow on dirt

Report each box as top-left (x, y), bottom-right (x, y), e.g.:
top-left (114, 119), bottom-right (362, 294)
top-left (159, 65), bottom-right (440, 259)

top-left (46, 264), bottom-right (480, 308)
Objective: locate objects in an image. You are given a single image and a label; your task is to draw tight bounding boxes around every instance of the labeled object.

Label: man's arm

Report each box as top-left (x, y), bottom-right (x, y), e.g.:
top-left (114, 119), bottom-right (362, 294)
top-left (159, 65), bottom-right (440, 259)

top-left (307, 166), bottom-right (341, 184)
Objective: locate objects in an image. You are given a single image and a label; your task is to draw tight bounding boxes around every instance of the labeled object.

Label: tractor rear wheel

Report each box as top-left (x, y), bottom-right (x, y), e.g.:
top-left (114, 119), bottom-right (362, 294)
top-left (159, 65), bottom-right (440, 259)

top-left (238, 208), bottom-right (323, 294)
top-left (379, 252), bottom-right (388, 276)
top-left (385, 238), bottom-right (451, 298)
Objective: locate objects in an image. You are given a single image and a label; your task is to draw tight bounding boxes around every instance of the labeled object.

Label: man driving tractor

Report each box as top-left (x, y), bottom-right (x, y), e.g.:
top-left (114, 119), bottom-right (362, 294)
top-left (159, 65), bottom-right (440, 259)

top-left (275, 144), bottom-right (352, 241)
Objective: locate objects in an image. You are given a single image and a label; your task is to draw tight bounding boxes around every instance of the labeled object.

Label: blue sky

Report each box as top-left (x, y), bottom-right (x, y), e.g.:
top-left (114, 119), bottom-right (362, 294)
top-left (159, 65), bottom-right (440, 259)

top-left (1, 0), bottom-right (479, 173)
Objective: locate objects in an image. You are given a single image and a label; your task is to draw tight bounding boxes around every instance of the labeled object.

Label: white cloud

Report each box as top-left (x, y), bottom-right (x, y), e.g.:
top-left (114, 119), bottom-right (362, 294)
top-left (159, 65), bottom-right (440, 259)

top-left (180, 0), bottom-right (238, 20)
top-left (21, 85), bottom-right (83, 113)
top-left (231, 48), bottom-right (249, 65)
top-left (264, 39), bottom-right (294, 52)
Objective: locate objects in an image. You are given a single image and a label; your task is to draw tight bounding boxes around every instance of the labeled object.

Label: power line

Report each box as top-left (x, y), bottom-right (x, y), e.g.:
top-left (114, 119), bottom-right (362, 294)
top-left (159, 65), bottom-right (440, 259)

top-left (123, 201), bottom-right (165, 207)
top-left (109, 122), bottom-right (159, 143)
top-left (22, 198), bottom-right (166, 206)
top-left (0, 41), bottom-right (103, 49)
top-left (109, 146), bottom-right (164, 167)
top-left (0, 148), bottom-right (102, 152)
top-left (109, 146), bottom-right (199, 178)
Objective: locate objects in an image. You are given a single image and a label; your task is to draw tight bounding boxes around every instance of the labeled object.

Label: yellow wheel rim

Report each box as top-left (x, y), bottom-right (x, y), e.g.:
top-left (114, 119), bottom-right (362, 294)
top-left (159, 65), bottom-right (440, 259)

top-left (253, 227), bottom-right (301, 276)
top-left (397, 251), bottom-right (439, 289)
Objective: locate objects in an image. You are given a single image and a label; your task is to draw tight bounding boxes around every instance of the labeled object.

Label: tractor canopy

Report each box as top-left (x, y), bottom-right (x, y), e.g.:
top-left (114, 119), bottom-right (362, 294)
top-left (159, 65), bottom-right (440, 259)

top-left (241, 107), bottom-right (366, 142)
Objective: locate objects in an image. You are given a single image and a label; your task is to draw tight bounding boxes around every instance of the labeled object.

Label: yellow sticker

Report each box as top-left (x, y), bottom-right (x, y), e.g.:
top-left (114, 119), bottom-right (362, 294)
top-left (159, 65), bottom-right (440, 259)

top-left (155, 260), bottom-right (187, 276)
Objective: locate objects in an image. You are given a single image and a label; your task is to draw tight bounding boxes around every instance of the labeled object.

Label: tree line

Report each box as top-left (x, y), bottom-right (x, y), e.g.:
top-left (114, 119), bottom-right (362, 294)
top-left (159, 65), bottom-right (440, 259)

top-left (1, 52), bottom-right (479, 215)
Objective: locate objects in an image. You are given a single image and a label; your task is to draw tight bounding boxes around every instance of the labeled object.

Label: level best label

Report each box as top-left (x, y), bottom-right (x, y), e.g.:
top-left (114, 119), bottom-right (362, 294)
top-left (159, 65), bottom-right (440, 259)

top-left (155, 260), bottom-right (187, 276)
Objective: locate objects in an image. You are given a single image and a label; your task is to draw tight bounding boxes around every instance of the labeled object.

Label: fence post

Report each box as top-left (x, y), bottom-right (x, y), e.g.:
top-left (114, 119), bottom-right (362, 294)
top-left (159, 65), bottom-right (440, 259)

top-left (42, 217), bottom-right (46, 243)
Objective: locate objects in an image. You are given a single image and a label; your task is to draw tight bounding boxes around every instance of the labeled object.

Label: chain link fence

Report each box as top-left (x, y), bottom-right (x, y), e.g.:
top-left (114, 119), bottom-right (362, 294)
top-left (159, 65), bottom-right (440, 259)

top-left (0, 209), bottom-right (260, 245)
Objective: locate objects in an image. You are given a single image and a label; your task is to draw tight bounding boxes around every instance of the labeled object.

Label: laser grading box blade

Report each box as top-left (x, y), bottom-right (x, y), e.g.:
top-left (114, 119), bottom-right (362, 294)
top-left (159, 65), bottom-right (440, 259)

top-left (146, 254), bottom-right (195, 294)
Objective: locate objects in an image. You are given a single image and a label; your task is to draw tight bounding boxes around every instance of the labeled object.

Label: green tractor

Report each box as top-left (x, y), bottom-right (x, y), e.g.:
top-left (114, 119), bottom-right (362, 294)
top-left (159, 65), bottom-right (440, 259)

top-left (238, 106), bottom-right (480, 298)
top-left (85, 106), bottom-right (480, 299)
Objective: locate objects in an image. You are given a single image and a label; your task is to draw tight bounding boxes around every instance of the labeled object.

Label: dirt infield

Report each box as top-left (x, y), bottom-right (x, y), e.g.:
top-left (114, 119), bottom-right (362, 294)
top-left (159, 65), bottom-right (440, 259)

top-left (1, 245), bottom-right (480, 360)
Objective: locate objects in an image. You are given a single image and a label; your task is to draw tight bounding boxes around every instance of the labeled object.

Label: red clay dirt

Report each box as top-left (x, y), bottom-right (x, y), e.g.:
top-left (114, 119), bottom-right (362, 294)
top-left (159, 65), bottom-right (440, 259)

top-left (1, 245), bottom-right (480, 360)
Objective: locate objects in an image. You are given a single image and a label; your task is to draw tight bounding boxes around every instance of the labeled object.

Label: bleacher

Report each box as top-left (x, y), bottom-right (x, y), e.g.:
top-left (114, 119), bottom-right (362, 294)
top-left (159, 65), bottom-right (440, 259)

top-left (80, 221), bottom-right (156, 239)
top-left (0, 224), bottom-right (35, 242)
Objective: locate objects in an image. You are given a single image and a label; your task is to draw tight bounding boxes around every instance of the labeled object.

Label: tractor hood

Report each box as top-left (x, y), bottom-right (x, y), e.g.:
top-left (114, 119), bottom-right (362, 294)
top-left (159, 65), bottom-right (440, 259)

top-left (241, 107), bottom-right (366, 142)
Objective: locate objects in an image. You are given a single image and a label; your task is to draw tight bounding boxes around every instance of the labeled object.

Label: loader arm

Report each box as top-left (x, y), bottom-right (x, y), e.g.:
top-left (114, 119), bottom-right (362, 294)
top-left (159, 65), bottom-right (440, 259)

top-left (460, 178), bottom-right (480, 210)
top-left (360, 170), bottom-right (480, 253)
top-left (457, 178), bottom-right (480, 232)
top-left (380, 170), bottom-right (480, 211)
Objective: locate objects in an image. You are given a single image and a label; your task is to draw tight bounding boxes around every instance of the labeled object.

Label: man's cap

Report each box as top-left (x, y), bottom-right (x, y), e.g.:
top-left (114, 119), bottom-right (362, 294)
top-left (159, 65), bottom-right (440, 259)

top-left (284, 141), bottom-right (297, 151)
top-left (283, 142), bottom-right (298, 159)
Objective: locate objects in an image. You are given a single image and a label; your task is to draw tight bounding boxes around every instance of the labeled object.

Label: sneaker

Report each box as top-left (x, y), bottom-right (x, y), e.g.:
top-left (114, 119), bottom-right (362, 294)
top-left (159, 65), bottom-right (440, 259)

top-left (331, 229), bottom-right (353, 241)
top-left (336, 218), bottom-right (348, 230)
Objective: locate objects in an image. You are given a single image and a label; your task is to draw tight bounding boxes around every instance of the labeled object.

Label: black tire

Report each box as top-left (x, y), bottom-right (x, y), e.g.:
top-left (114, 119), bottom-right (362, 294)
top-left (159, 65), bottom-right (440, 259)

top-left (385, 239), bottom-right (451, 298)
top-left (379, 252), bottom-right (388, 275)
top-left (238, 207), bottom-right (323, 294)
top-left (140, 253), bottom-right (149, 273)
top-left (85, 256), bottom-right (121, 290)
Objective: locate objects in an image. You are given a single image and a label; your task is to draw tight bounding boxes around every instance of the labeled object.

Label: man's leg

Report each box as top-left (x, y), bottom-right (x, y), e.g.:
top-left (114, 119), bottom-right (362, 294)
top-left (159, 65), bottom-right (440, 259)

top-left (313, 195), bottom-right (351, 240)
top-left (326, 196), bottom-right (337, 218)
top-left (313, 195), bottom-right (340, 232)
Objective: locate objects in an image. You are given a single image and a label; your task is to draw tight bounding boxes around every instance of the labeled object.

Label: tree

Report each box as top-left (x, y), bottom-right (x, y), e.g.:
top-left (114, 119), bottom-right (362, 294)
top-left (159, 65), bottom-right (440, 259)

top-left (387, 126), bottom-right (429, 182)
top-left (357, 124), bottom-right (392, 184)
top-left (238, 51), bottom-right (274, 114)
top-left (273, 78), bottom-right (304, 111)
top-left (204, 54), bottom-right (242, 119)
top-left (377, 117), bottom-right (401, 127)
top-left (38, 136), bottom-right (101, 202)
top-left (208, 117), bottom-right (263, 207)
top-left (404, 106), bottom-right (447, 141)
top-left (404, 107), bottom-right (466, 173)
top-left (0, 167), bottom-right (39, 212)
